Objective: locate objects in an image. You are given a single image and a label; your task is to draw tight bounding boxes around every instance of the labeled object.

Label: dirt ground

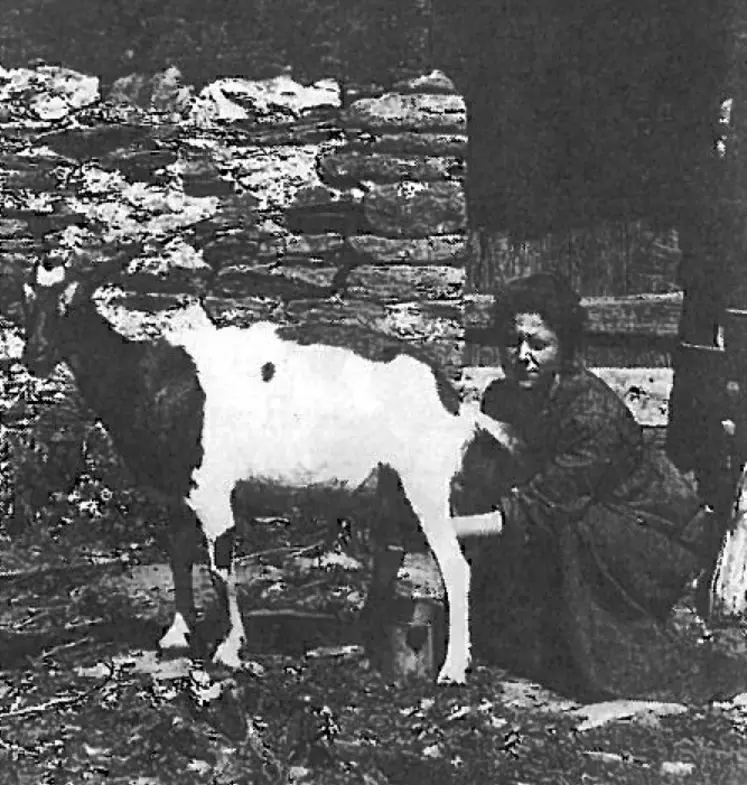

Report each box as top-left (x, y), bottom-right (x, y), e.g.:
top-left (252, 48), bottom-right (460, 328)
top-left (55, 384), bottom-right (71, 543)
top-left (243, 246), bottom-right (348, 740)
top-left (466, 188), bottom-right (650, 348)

top-left (1, 464), bottom-right (747, 785)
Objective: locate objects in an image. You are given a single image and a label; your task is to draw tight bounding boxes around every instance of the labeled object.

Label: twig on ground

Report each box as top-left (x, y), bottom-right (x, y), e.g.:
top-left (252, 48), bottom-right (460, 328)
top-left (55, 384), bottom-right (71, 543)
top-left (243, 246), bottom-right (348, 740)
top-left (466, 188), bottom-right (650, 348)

top-left (0, 559), bottom-right (123, 587)
top-left (238, 539), bottom-right (325, 565)
top-left (0, 660), bottom-right (115, 722)
top-left (241, 718), bottom-right (284, 784)
top-left (0, 692), bottom-right (87, 721)
top-left (13, 609), bottom-right (53, 630)
top-left (0, 732), bottom-right (38, 758)
top-left (33, 635), bottom-right (93, 663)
top-left (63, 618), bottom-right (104, 631)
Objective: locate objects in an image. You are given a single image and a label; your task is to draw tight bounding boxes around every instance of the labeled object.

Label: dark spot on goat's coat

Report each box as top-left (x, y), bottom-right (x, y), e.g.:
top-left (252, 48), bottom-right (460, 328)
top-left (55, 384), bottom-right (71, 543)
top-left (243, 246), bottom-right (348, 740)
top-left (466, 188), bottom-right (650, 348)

top-left (276, 323), bottom-right (460, 415)
top-left (261, 361), bottom-right (275, 382)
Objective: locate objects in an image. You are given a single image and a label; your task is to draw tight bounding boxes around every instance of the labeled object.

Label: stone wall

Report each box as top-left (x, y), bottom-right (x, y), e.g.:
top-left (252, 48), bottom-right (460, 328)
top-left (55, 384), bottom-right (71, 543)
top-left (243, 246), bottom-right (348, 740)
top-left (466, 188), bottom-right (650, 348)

top-left (0, 63), bottom-right (469, 515)
top-left (0, 65), bottom-right (468, 380)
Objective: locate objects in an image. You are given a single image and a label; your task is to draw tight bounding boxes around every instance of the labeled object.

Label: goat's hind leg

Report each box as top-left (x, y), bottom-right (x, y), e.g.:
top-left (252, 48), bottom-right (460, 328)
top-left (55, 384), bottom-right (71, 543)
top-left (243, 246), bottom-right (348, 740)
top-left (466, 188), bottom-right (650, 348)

top-left (400, 475), bottom-right (471, 684)
top-left (207, 522), bottom-right (246, 669)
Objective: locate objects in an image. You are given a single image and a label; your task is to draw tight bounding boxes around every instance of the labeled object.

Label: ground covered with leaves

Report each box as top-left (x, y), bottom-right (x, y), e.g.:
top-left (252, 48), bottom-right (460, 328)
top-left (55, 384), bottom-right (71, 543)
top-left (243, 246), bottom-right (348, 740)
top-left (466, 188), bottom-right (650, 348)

top-left (3, 446), bottom-right (747, 785)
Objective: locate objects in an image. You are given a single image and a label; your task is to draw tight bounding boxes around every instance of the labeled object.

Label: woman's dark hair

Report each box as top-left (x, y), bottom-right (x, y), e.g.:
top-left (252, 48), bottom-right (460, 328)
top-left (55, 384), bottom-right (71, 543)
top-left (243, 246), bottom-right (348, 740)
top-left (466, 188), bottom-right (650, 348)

top-left (492, 273), bottom-right (587, 365)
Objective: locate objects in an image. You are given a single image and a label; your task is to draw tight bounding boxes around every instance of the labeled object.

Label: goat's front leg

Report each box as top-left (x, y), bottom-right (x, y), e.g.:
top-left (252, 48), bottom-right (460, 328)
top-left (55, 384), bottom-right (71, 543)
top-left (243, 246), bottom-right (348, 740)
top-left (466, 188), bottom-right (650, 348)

top-left (189, 486), bottom-right (247, 669)
top-left (402, 476), bottom-right (471, 684)
top-left (160, 502), bottom-right (200, 653)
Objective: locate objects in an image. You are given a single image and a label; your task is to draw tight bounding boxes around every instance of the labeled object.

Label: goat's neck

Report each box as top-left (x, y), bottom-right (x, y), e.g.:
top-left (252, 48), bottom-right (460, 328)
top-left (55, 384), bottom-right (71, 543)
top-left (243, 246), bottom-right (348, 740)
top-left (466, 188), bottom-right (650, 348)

top-left (61, 300), bottom-right (140, 407)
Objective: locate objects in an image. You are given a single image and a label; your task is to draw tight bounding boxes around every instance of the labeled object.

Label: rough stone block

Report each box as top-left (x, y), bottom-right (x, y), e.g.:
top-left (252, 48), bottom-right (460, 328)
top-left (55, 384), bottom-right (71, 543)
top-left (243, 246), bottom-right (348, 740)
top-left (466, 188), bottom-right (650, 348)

top-left (319, 151), bottom-right (462, 186)
top-left (363, 181), bottom-right (466, 237)
top-left (347, 264), bottom-right (464, 302)
top-left (344, 93), bottom-right (466, 132)
top-left (348, 234), bottom-right (466, 265)
top-left (346, 131), bottom-right (467, 157)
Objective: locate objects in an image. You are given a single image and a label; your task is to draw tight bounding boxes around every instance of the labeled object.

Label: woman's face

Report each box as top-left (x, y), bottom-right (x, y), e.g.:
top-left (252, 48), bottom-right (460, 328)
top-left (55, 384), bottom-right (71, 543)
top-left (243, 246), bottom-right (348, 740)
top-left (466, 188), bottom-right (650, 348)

top-left (500, 312), bottom-right (562, 391)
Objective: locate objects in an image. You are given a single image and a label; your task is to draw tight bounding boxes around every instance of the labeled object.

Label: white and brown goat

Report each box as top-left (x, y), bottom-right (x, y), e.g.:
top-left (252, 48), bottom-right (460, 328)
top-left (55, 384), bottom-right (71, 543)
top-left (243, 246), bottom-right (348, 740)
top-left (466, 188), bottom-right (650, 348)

top-left (22, 253), bottom-right (511, 683)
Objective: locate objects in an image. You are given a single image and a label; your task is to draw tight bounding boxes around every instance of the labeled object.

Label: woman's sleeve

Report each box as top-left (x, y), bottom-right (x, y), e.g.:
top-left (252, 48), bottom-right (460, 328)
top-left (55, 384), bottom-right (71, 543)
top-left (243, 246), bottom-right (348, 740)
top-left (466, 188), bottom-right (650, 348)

top-left (501, 392), bottom-right (638, 534)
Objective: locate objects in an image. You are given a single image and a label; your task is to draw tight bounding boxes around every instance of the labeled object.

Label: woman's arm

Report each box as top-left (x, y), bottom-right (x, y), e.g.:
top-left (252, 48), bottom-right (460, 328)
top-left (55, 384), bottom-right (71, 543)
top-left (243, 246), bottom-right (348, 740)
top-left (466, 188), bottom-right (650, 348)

top-left (501, 380), bottom-right (641, 530)
top-left (451, 510), bottom-right (504, 537)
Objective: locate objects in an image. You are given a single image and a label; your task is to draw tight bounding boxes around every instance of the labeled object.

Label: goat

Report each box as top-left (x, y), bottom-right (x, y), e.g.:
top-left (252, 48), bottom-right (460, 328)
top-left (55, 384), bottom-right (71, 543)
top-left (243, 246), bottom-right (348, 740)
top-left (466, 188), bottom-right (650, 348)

top-left (22, 251), bottom-right (512, 683)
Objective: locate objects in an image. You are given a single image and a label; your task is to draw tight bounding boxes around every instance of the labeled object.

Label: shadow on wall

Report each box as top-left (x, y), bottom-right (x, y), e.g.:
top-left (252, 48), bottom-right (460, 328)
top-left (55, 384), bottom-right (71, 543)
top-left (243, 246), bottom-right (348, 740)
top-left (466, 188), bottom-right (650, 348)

top-left (0, 0), bottom-right (434, 88)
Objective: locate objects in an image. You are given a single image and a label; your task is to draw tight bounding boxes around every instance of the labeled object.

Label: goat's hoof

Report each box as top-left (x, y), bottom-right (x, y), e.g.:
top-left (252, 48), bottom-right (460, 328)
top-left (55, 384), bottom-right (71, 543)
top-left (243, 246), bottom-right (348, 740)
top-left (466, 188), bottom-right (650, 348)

top-left (212, 640), bottom-right (243, 670)
top-left (159, 613), bottom-right (193, 652)
top-left (159, 631), bottom-right (191, 652)
top-left (436, 659), bottom-right (469, 685)
top-left (436, 672), bottom-right (467, 686)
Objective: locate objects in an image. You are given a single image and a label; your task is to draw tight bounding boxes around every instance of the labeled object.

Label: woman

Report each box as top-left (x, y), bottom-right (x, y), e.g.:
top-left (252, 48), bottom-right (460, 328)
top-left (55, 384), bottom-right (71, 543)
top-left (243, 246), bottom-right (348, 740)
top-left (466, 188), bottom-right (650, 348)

top-left (457, 272), bottom-right (747, 702)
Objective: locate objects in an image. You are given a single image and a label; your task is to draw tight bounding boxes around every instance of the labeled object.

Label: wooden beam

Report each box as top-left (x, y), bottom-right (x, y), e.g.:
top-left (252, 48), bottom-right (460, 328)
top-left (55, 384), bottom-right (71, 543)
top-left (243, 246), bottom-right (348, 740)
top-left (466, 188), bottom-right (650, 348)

top-left (459, 365), bottom-right (674, 428)
top-left (465, 292), bottom-right (682, 339)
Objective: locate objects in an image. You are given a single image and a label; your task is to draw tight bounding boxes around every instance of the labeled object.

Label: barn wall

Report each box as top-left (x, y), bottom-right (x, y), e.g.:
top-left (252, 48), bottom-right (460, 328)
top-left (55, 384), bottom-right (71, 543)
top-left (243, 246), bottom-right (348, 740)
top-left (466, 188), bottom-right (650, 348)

top-left (463, 221), bottom-right (684, 370)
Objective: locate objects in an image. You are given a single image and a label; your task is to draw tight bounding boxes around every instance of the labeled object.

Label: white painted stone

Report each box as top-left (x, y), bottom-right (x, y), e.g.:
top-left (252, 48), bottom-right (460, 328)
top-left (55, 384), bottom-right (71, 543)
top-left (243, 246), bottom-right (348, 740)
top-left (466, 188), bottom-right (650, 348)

top-left (189, 75), bottom-right (340, 127)
top-left (570, 700), bottom-right (688, 732)
top-left (0, 65), bottom-right (99, 122)
top-left (345, 92), bottom-right (466, 131)
top-left (231, 144), bottom-right (327, 213)
top-left (127, 238), bottom-right (210, 276)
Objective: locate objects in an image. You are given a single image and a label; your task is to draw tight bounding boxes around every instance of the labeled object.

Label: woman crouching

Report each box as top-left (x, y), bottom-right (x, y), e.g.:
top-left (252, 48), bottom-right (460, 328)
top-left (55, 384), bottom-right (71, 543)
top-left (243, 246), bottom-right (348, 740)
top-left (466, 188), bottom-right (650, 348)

top-left (458, 272), bottom-right (746, 702)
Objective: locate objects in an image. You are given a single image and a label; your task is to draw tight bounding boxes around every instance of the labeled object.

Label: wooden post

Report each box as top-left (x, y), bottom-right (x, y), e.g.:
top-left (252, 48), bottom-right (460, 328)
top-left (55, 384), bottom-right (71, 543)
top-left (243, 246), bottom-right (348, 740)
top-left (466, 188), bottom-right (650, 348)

top-left (706, 1), bottom-right (747, 622)
top-left (661, 4), bottom-right (731, 504)
top-left (665, 152), bottom-right (731, 508)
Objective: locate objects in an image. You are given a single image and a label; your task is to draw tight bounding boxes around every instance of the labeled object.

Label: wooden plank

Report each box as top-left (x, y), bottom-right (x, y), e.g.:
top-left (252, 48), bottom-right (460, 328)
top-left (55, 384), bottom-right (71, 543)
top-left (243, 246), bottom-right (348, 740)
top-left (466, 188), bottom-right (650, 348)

top-left (465, 292), bottom-right (682, 338)
top-left (463, 340), bottom-right (674, 369)
top-left (459, 365), bottom-right (673, 428)
top-left (581, 342), bottom-right (673, 368)
top-left (465, 222), bottom-right (681, 297)
top-left (583, 294), bottom-right (682, 337)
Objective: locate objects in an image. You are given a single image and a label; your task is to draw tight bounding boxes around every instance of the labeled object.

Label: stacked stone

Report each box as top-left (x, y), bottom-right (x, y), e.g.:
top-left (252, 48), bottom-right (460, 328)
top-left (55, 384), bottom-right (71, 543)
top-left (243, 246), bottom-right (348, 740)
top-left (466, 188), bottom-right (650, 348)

top-left (194, 69), bottom-right (468, 378)
top-left (318, 69), bottom-right (468, 377)
top-left (0, 64), bottom-right (472, 521)
top-left (1, 65), bottom-right (471, 376)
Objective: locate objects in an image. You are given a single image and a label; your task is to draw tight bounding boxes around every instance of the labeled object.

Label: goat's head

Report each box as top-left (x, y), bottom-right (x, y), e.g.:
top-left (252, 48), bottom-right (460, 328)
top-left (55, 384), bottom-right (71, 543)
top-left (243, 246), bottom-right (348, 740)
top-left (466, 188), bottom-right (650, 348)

top-left (22, 260), bottom-right (84, 378)
top-left (22, 241), bottom-right (144, 377)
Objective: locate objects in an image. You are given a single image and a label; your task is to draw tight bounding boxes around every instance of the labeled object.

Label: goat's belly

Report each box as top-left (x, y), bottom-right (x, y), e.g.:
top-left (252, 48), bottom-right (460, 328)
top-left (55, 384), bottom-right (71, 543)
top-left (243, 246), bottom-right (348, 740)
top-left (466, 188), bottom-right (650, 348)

top-left (201, 440), bottom-right (380, 491)
top-left (233, 472), bottom-right (380, 517)
top-left (196, 396), bottom-right (404, 489)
